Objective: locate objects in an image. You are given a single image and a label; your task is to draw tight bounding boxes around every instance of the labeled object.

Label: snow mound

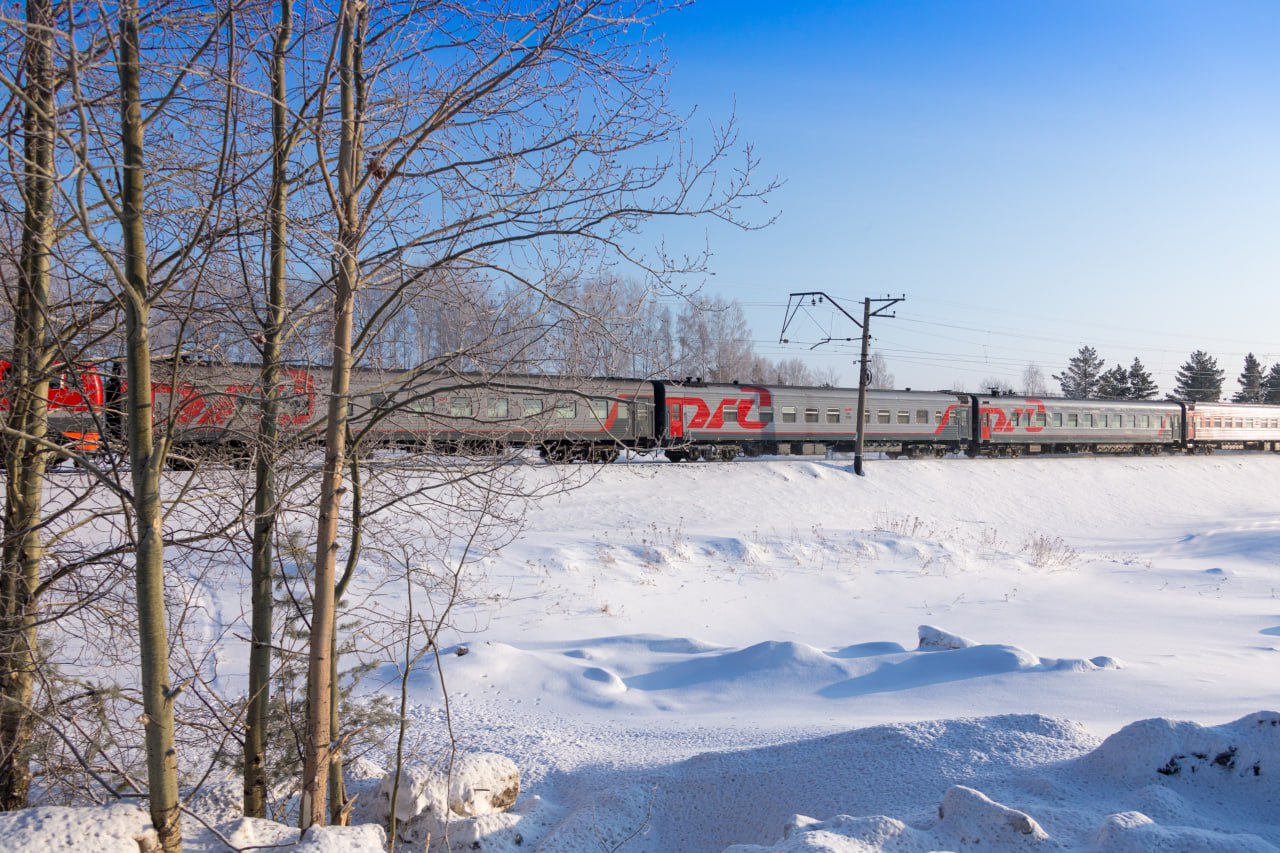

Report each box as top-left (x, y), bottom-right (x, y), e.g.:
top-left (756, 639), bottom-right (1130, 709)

top-left (934, 785), bottom-right (1048, 844)
top-left (626, 640), bottom-right (846, 691)
top-left (917, 625), bottom-right (977, 649)
top-left (205, 819), bottom-right (385, 852)
top-left (363, 752), bottom-right (521, 849)
top-left (447, 752), bottom-right (521, 817)
top-left (1091, 811), bottom-right (1279, 853)
top-left (0, 803), bottom-right (158, 852)
top-left (723, 785), bottom-right (1050, 852)
top-left (819, 643), bottom-right (1039, 698)
top-left (1073, 710), bottom-right (1279, 786)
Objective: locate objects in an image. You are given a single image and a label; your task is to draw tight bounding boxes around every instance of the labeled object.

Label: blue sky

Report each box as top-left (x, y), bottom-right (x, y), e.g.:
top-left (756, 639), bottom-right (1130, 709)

top-left (650, 0), bottom-right (1280, 393)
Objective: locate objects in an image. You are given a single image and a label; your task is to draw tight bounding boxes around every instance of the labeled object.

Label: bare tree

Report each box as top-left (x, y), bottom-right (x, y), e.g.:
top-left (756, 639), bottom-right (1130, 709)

top-left (868, 351), bottom-right (894, 389)
top-left (0, 0), bottom-right (57, 807)
top-left (981, 376), bottom-right (1017, 395)
top-left (291, 1), bottom-right (770, 825)
top-left (1021, 362), bottom-right (1048, 396)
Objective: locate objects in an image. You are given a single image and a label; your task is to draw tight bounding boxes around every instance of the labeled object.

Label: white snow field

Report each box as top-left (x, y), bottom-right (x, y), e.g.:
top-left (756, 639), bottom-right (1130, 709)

top-left (2, 454), bottom-right (1278, 851)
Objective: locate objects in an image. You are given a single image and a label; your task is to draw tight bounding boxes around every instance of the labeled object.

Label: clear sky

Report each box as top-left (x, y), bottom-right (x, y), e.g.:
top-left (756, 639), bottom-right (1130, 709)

top-left (650, 0), bottom-right (1280, 395)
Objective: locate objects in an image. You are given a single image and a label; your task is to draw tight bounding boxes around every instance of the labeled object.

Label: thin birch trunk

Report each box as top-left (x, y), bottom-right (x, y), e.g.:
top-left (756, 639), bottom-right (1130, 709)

top-left (243, 0), bottom-right (292, 819)
top-left (301, 0), bottom-right (361, 826)
top-left (0, 0), bottom-right (55, 809)
top-left (119, 1), bottom-right (180, 847)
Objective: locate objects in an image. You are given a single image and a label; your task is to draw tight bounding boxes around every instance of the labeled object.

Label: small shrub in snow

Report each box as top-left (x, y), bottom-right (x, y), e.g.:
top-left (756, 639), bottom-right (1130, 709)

top-left (1021, 532), bottom-right (1079, 570)
top-left (875, 513), bottom-right (934, 538)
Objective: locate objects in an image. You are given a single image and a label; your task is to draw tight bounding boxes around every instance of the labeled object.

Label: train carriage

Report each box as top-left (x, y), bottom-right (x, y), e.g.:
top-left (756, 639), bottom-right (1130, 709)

top-left (370, 374), bottom-right (659, 462)
top-left (858, 390), bottom-right (971, 458)
top-left (972, 395), bottom-right (1183, 456)
top-left (1185, 402), bottom-right (1280, 452)
top-left (658, 382), bottom-right (971, 460)
top-left (0, 359), bottom-right (106, 454)
top-left (148, 362), bottom-right (662, 463)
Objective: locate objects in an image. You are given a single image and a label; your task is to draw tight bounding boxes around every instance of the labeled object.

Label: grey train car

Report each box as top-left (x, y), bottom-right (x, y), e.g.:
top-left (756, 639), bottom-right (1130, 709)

top-left (970, 395), bottom-right (1184, 456)
top-left (345, 372), bottom-right (660, 462)
top-left (658, 381), bottom-right (971, 461)
top-left (141, 360), bottom-right (662, 463)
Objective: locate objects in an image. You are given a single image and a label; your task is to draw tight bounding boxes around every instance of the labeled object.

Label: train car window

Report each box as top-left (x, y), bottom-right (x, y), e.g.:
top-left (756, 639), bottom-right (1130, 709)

top-left (804, 408), bottom-right (819, 423)
top-left (522, 398), bottom-right (544, 417)
top-left (1236, 419), bottom-right (1244, 428)
top-left (723, 405), bottom-right (738, 422)
top-left (915, 409), bottom-right (929, 424)
top-left (1011, 411), bottom-right (1021, 427)
top-left (451, 398), bottom-right (473, 417)
top-left (1085, 414), bottom-right (1095, 427)
top-left (895, 410), bottom-right (908, 424)
top-left (486, 398), bottom-right (509, 419)
top-left (759, 407), bottom-right (774, 423)
top-left (590, 400), bottom-right (609, 421)
top-left (826, 408), bottom-right (840, 424)
top-left (782, 406), bottom-right (797, 423)
top-left (865, 409), bottom-right (871, 423)
top-left (1141, 415), bottom-right (1150, 428)
top-left (371, 392), bottom-right (396, 409)
top-left (1035, 412), bottom-right (1047, 427)
top-left (555, 401), bottom-right (576, 419)
top-left (406, 397), bottom-right (432, 415)
top-left (1067, 413), bottom-right (1078, 427)
top-left (615, 403), bottom-right (629, 421)
top-left (1052, 413), bottom-right (1061, 427)
top-left (877, 410), bottom-right (890, 424)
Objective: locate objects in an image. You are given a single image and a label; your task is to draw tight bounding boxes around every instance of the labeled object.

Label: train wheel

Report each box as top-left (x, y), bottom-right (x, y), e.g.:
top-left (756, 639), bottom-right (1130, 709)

top-left (541, 443), bottom-right (572, 464)
top-left (590, 445), bottom-right (620, 464)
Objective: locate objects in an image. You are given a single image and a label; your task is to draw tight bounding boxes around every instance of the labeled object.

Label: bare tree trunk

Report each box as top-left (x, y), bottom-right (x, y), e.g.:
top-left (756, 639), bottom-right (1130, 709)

top-left (243, 0), bottom-right (292, 819)
top-left (0, 0), bottom-right (55, 808)
top-left (118, 1), bottom-right (180, 847)
top-left (326, 446), bottom-right (362, 825)
top-left (302, 0), bottom-right (362, 827)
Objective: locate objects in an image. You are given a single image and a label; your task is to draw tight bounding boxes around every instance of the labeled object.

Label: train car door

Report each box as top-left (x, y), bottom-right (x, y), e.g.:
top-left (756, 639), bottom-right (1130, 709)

top-left (667, 401), bottom-right (685, 439)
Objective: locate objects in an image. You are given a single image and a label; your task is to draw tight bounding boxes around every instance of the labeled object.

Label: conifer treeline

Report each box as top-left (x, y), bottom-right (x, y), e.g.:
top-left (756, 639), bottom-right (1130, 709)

top-left (1054, 347), bottom-right (1280, 403)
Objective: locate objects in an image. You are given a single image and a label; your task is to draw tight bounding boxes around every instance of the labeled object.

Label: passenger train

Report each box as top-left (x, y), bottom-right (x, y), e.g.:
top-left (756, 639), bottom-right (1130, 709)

top-left (5, 360), bottom-right (1280, 464)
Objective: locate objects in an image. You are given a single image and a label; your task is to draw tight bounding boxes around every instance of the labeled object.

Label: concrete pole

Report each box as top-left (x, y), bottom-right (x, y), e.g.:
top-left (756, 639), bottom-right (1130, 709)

top-left (853, 297), bottom-right (872, 476)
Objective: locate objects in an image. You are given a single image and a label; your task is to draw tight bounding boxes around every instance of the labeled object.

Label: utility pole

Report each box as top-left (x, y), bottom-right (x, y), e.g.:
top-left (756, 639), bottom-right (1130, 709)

top-left (779, 292), bottom-right (904, 476)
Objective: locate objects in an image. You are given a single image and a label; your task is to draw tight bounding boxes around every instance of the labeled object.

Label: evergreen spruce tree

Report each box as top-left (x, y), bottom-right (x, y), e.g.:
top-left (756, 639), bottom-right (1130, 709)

top-left (1126, 357), bottom-right (1158, 399)
top-left (1232, 352), bottom-right (1265, 403)
top-left (1171, 350), bottom-right (1225, 401)
top-left (1265, 363), bottom-right (1280, 404)
top-left (1053, 346), bottom-right (1105, 398)
top-left (1096, 365), bottom-right (1130, 399)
